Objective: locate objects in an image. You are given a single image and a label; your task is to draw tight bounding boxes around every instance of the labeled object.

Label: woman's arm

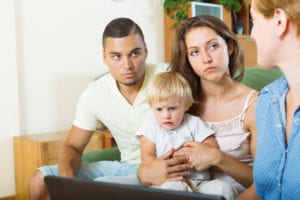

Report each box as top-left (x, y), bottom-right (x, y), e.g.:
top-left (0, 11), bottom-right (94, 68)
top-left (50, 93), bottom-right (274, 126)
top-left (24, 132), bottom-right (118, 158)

top-left (236, 183), bottom-right (261, 200)
top-left (175, 141), bottom-right (253, 187)
top-left (213, 92), bottom-right (257, 187)
top-left (201, 135), bottom-right (219, 148)
top-left (244, 93), bottom-right (257, 162)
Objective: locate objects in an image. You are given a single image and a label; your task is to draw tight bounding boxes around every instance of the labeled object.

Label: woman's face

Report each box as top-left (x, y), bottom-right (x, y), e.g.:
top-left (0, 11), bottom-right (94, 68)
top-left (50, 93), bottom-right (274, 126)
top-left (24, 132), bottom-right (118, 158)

top-left (185, 27), bottom-right (232, 82)
top-left (250, 0), bottom-right (278, 68)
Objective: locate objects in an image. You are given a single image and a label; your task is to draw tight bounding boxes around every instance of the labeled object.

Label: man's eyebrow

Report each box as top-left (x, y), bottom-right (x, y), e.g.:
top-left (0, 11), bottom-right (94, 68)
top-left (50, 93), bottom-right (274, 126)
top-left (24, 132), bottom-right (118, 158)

top-left (108, 51), bottom-right (120, 55)
top-left (129, 47), bottom-right (143, 53)
top-left (108, 47), bottom-right (143, 55)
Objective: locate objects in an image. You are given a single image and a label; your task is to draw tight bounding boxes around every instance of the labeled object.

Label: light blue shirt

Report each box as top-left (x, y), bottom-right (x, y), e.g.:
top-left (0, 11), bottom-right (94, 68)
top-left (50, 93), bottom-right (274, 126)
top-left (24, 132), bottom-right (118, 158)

top-left (254, 77), bottom-right (300, 200)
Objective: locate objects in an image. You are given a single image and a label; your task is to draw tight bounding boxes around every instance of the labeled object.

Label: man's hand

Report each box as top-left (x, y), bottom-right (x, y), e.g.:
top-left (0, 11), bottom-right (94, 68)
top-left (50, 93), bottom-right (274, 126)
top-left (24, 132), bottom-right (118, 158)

top-left (137, 148), bottom-right (192, 186)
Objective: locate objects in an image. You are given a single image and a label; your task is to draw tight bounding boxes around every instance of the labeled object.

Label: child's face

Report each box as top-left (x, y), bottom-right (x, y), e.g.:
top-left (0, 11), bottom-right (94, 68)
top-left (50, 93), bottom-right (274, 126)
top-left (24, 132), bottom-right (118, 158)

top-left (152, 97), bottom-right (187, 131)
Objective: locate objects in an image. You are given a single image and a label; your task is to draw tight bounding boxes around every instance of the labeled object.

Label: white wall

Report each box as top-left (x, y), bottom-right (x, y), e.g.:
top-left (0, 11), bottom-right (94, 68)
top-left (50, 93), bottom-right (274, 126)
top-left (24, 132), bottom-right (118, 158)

top-left (0, 0), bottom-right (164, 197)
top-left (0, 0), bottom-right (19, 196)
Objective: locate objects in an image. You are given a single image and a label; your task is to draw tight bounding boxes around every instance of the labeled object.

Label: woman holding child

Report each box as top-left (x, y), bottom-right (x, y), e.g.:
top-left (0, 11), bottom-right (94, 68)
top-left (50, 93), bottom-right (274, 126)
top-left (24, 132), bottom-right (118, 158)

top-left (138, 15), bottom-right (258, 198)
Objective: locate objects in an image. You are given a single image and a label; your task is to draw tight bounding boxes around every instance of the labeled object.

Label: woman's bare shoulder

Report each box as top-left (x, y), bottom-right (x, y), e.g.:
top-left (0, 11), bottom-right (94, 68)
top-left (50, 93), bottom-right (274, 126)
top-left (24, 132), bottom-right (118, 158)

top-left (236, 82), bottom-right (259, 98)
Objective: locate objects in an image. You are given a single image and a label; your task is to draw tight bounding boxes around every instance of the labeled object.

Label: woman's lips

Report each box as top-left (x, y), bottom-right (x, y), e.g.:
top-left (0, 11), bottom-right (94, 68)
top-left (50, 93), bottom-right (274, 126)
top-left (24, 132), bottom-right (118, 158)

top-left (204, 66), bottom-right (217, 73)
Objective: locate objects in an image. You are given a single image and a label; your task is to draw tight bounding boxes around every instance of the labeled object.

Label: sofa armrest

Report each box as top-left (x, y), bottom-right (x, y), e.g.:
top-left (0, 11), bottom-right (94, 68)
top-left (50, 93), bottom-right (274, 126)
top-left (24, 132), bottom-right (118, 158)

top-left (82, 147), bottom-right (121, 163)
top-left (241, 67), bottom-right (283, 91)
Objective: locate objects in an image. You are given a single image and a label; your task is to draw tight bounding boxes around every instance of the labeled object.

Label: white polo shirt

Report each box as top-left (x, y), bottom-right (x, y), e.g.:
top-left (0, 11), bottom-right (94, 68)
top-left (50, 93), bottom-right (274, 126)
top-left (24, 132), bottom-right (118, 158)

top-left (73, 63), bottom-right (168, 164)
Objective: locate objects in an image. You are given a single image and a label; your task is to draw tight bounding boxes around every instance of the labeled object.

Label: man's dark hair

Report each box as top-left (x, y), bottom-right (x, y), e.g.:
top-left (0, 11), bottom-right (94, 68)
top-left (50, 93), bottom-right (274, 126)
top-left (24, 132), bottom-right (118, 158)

top-left (102, 17), bottom-right (145, 48)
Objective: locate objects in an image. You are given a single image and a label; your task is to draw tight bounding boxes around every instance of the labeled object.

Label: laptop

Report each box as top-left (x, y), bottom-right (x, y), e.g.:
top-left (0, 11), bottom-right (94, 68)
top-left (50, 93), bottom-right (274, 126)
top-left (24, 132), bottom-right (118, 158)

top-left (45, 175), bottom-right (225, 200)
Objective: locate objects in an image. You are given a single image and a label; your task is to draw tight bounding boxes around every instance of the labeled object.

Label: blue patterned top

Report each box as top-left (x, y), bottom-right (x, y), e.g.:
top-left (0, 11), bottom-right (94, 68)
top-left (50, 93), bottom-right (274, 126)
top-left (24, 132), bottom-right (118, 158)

top-left (254, 76), bottom-right (300, 200)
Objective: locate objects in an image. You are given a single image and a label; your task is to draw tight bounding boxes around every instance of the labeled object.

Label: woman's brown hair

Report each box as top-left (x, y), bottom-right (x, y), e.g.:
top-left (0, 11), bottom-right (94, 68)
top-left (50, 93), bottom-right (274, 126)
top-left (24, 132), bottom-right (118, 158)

top-left (169, 15), bottom-right (244, 101)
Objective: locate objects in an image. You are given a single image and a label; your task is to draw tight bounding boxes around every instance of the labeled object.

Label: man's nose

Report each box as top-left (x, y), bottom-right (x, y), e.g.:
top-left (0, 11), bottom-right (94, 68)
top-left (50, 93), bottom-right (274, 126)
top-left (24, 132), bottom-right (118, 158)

top-left (121, 57), bottom-right (133, 70)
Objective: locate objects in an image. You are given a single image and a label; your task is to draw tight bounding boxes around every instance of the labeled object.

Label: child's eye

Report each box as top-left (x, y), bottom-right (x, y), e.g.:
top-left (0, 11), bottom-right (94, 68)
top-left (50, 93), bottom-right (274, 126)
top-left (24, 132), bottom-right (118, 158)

top-left (168, 107), bottom-right (176, 111)
top-left (155, 108), bottom-right (162, 112)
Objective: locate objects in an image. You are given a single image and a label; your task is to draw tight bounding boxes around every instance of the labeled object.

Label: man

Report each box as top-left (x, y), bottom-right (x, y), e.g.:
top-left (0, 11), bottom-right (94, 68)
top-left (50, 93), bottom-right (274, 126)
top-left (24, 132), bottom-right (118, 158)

top-left (28, 17), bottom-right (168, 200)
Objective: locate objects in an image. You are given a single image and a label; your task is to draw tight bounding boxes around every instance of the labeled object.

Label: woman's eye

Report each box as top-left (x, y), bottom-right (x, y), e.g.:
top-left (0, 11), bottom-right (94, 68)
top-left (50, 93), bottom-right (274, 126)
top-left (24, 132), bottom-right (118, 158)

top-left (209, 43), bottom-right (219, 50)
top-left (190, 50), bottom-right (199, 56)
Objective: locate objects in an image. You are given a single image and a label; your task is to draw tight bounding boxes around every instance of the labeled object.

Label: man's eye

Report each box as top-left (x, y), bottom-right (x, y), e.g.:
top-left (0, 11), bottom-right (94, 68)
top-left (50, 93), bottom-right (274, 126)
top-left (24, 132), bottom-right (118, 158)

top-left (112, 55), bottom-right (121, 60)
top-left (131, 51), bottom-right (141, 58)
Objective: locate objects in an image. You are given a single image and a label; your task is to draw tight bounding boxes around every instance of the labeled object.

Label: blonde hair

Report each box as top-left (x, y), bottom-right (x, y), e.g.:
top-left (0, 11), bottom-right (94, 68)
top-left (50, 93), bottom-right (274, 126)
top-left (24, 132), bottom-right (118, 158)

top-left (147, 72), bottom-right (195, 109)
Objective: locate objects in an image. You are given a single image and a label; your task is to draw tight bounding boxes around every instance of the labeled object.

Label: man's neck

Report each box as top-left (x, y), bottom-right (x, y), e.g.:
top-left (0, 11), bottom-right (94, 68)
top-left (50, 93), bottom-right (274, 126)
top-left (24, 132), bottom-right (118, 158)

top-left (117, 77), bottom-right (144, 105)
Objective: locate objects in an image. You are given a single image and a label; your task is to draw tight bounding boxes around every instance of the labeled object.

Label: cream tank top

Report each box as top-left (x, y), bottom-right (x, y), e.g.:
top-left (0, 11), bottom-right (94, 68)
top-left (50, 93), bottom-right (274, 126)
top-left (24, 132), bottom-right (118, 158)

top-left (206, 90), bottom-right (257, 192)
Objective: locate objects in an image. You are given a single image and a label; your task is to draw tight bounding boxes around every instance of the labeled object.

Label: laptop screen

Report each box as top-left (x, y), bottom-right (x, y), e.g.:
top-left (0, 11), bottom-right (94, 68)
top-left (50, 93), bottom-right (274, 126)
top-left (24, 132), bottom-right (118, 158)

top-left (45, 175), bottom-right (225, 200)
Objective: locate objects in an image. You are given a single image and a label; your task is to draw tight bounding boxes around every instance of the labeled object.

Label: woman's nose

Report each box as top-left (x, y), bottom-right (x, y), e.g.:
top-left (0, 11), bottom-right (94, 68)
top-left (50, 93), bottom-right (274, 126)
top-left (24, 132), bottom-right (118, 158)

top-left (202, 50), bottom-right (213, 64)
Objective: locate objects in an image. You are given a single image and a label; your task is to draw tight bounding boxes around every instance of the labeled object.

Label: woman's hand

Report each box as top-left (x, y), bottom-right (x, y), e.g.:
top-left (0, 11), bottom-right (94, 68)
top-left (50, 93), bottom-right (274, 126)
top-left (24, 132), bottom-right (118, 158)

top-left (176, 141), bottom-right (253, 187)
top-left (174, 141), bottom-right (221, 171)
top-left (137, 148), bottom-right (193, 186)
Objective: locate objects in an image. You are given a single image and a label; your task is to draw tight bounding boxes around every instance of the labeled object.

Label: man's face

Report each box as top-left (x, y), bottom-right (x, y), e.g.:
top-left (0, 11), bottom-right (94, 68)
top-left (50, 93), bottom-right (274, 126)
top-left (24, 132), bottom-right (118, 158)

top-left (103, 34), bottom-right (148, 87)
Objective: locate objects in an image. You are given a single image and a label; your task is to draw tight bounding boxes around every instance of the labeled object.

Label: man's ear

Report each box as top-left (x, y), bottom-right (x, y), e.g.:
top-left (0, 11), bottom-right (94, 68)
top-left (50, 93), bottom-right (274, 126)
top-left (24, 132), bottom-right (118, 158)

top-left (102, 49), bottom-right (107, 65)
top-left (273, 8), bottom-right (289, 39)
top-left (144, 42), bottom-right (148, 58)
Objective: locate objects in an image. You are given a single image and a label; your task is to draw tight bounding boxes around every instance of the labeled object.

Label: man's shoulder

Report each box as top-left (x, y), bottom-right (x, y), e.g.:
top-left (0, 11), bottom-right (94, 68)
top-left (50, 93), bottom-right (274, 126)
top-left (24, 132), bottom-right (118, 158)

top-left (94, 71), bottom-right (111, 82)
top-left (145, 63), bottom-right (169, 78)
top-left (146, 63), bottom-right (169, 73)
top-left (82, 71), bottom-right (114, 95)
top-left (91, 71), bottom-right (115, 85)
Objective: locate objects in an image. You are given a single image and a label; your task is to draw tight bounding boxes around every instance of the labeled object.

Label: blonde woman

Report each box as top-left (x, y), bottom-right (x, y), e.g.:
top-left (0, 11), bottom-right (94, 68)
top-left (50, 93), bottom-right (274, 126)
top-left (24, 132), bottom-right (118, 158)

top-left (239, 0), bottom-right (300, 199)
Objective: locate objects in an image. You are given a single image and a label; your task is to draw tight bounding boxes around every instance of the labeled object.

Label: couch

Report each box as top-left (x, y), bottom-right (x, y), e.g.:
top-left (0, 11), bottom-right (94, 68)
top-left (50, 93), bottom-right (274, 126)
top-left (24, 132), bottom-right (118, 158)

top-left (82, 67), bottom-right (283, 163)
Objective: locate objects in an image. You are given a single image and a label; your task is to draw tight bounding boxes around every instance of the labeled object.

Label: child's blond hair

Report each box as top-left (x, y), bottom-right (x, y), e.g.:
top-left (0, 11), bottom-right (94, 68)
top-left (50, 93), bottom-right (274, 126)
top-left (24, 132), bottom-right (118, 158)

top-left (147, 71), bottom-right (195, 109)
